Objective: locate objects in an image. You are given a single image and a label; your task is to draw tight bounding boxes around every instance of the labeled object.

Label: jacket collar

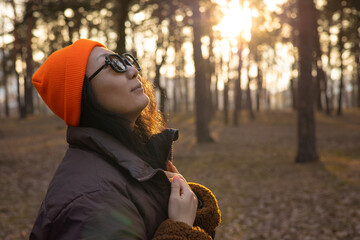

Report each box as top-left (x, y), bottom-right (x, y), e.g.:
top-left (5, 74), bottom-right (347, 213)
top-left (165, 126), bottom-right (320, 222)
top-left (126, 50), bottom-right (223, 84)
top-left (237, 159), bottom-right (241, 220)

top-left (66, 126), bottom-right (178, 182)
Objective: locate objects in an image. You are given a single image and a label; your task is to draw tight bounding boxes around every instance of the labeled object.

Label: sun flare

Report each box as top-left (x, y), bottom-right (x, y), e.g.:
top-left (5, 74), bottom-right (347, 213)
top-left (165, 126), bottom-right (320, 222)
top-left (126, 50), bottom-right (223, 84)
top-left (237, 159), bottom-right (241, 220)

top-left (213, 0), bottom-right (252, 42)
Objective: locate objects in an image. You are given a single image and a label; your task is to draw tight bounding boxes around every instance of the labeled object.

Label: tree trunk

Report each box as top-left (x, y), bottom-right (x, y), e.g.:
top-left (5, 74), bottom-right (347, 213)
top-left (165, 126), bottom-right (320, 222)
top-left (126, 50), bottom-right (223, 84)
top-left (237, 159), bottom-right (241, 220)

top-left (115, 0), bottom-right (131, 54)
top-left (10, 0), bottom-right (26, 118)
top-left (295, 0), bottom-right (319, 163)
top-left (319, 66), bottom-right (331, 115)
top-left (246, 73), bottom-right (255, 120)
top-left (337, 6), bottom-right (344, 116)
top-left (216, 55), bottom-right (224, 112)
top-left (74, 8), bottom-right (82, 40)
top-left (172, 79), bottom-right (177, 113)
top-left (255, 51), bottom-right (262, 112)
top-left (223, 81), bottom-right (229, 125)
top-left (290, 78), bottom-right (297, 110)
top-left (59, 0), bottom-right (73, 45)
top-left (327, 34), bottom-right (334, 112)
top-left (315, 64), bottom-right (322, 111)
top-left (16, 72), bottom-right (26, 118)
top-left (318, 23), bottom-right (331, 116)
top-left (153, 61), bottom-right (167, 114)
top-left (206, 33), bottom-right (215, 119)
top-left (25, 0), bottom-right (35, 115)
top-left (355, 27), bottom-right (360, 108)
top-left (184, 77), bottom-right (190, 112)
top-left (206, 63), bottom-right (213, 119)
top-left (191, 1), bottom-right (213, 142)
top-left (290, 24), bottom-right (298, 111)
top-left (176, 57), bottom-right (184, 112)
top-left (316, 10), bottom-right (330, 115)
top-left (1, 49), bottom-right (9, 117)
top-left (233, 44), bottom-right (243, 126)
top-left (214, 75), bottom-right (219, 111)
top-left (180, 51), bottom-right (190, 112)
top-left (1, 15), bottom-right (9, 117)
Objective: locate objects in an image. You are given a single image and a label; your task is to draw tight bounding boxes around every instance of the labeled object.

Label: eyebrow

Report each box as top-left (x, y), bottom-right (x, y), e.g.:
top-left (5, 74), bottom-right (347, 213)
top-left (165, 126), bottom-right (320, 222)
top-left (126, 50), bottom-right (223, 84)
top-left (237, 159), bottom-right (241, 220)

top-left (97, 53), bottom-right (108, 60)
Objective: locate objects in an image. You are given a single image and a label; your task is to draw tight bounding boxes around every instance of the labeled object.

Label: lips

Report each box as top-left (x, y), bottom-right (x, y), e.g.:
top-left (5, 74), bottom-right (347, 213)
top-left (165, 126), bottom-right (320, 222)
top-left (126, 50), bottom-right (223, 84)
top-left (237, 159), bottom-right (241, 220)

top-left (131, 83), bottom-right (143, 92)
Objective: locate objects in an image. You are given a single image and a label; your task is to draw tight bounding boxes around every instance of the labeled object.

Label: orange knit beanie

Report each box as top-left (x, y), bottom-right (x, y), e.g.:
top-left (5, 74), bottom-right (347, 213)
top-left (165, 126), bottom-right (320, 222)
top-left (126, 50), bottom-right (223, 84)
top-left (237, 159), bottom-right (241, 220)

top-left (32, 39), bottom-right (106, 126)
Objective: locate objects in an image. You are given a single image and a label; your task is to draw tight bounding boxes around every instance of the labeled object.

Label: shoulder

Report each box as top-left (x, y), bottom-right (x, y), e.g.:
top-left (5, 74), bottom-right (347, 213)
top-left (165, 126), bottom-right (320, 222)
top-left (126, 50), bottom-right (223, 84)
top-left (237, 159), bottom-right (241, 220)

top-left (44, 146), bottom-right (130, 222)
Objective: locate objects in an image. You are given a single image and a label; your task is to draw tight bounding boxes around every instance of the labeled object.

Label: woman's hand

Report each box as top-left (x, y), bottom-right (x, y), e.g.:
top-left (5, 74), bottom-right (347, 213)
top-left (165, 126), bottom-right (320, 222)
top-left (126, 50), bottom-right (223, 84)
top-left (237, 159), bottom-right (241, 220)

top-left (165, 161), bottom-right (198, 227)
top-left (168, 175), bottom-right (198, 227)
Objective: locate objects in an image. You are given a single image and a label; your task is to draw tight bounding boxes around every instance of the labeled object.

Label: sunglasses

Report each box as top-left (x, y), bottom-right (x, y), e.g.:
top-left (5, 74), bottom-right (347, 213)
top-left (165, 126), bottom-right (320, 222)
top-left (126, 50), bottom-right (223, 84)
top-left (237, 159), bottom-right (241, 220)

top-left (88, 53), bottom-right (141, 81)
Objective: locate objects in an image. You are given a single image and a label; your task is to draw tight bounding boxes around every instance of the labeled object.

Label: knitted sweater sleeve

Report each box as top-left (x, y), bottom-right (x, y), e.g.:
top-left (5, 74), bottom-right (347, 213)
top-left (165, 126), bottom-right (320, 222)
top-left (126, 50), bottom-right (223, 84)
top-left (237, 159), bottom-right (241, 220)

top-left (153, 183), bottom-right (221, 240)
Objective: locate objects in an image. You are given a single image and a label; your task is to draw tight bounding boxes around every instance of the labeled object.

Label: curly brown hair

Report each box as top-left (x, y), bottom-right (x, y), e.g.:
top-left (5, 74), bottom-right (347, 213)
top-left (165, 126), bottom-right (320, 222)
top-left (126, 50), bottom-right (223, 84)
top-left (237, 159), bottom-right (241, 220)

top-left (134, 75), bottom-right (166, 141)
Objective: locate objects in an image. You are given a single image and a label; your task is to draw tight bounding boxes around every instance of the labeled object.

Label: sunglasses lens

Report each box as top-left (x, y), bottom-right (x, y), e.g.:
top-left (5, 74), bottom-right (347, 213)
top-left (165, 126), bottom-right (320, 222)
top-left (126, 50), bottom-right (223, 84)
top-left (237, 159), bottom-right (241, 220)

top-left (108, 55), bottom-right (126, 71)
top-left (124, 54), bottom-right (140, 70)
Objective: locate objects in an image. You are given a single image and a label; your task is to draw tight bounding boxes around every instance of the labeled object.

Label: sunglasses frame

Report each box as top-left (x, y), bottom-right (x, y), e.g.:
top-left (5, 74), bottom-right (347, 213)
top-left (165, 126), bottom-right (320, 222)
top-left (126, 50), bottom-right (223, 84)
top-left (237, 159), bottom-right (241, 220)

top-left (87, 53), bottom-right (141, 81)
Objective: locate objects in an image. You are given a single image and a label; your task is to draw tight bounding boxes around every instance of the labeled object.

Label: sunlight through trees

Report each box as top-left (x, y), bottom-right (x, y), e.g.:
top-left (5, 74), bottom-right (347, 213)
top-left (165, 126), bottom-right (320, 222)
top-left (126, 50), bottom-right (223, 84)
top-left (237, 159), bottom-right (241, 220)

top-left (0, 0), bottom-right (359, 149)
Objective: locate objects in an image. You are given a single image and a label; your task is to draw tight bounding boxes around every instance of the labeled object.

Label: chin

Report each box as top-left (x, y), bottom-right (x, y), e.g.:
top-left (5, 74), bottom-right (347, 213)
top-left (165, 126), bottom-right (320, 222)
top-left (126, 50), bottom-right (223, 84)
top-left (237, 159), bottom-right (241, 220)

top-left (140, 94), bottom-right (150, 109)
top-left (135, 94), bottom-right (150, 113)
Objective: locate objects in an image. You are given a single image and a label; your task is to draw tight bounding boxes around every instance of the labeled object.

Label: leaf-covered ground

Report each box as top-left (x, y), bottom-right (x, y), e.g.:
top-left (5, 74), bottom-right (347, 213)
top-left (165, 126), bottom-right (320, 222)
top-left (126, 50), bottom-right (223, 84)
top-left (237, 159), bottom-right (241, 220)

top-left (0, 110), bottom-right (359, 240)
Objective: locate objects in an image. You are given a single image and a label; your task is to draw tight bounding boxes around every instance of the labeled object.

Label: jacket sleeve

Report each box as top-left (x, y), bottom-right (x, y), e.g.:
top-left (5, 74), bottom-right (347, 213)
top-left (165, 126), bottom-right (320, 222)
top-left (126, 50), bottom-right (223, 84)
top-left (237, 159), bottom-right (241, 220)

top-left (189, 183), bottom-right (221, 238)
top-left (153, 219), bottom-right (212, 240)
top-left (37, 187), bottom-right (219, 240)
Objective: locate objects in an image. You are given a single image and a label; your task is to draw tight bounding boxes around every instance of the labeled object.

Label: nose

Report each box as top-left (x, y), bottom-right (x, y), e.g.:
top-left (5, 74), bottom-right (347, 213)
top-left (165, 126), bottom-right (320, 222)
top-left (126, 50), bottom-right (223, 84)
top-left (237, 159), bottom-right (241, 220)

top-left (126, 65), bottom-right (139, 80)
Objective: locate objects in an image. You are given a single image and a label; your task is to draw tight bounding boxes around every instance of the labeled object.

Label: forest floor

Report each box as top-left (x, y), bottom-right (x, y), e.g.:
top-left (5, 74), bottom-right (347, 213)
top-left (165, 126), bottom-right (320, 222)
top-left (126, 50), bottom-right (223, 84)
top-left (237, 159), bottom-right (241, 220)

top-left (0, 109), bottom-right (360, 240)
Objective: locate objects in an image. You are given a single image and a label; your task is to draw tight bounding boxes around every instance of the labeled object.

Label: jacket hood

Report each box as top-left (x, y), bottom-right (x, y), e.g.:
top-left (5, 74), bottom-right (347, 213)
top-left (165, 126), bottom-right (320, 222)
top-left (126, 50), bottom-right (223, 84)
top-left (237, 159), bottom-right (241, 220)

top-left (66, 126), bottom-right (178, 182)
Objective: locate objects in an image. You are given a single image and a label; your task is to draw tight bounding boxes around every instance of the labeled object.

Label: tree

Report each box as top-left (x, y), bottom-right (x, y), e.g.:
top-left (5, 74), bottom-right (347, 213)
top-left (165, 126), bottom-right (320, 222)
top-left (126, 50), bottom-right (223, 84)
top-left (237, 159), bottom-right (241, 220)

top-left (295, 0), bottom-right (319, 163)
top-left (233, 43), bottom-right (243, 126)
top-left (9, 0), bottom-right (26, 118)
top-left (115, 0), bottom-right (133, 54)
top-left (246, 64), bottom-right (254, 120)
top-left (223, 53), bottom-right (231, 125)
top-left (1, 7), bottom-right (9, 117)
top-left (346, 0), bottom-right (360, 108)
top-left (153, 46), bottom-right (168, 114)
top-left (356, 28), bottom-right (360, 108)
top-left (223, 80), bottom-right (229, 125)
top-left (313, 7), bottom-right (331, 114)
top-left (336, 2), bottom-right (345, 115)
top-left (323, 0), bottom-right (358, 113)
top-left (24, 0), bottom-right (35, 115)
top-left (190, 0), bottom-right (213, 142)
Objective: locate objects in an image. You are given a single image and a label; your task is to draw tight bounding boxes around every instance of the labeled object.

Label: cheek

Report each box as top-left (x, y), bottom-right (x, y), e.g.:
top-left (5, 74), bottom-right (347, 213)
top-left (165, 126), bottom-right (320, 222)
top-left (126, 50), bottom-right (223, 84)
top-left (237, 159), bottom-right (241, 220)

top-left (91, 81), bottom-right (128, 112)
top-left (100, 88), bottom-right (129, 113)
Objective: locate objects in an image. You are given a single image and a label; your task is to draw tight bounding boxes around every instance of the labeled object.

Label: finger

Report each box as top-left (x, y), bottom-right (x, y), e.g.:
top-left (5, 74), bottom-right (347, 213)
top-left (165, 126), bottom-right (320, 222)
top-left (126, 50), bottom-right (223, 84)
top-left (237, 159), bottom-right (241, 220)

top-left (165, 171), bottom-right (176, 181)
top-left (164, 171), bottom-right (173, 178)
top-left (167, 160), bottom-right (179, 174)
top-left (170, 175), bottom-right (181, 196)
top-left (165, 171), bottom-right (186, 182)
top-left (176, 176), bottom-right (192, 196)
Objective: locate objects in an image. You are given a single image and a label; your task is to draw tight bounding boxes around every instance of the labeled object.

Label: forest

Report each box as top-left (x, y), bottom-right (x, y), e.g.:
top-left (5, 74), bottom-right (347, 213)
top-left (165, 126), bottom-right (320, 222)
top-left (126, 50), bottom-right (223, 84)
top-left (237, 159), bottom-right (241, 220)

top-left (1, 0), bottom-right (360, 152)
top-left (0, 0), bottom-right (360, 239)
top-left (1, 0), bottom-right (360, 160)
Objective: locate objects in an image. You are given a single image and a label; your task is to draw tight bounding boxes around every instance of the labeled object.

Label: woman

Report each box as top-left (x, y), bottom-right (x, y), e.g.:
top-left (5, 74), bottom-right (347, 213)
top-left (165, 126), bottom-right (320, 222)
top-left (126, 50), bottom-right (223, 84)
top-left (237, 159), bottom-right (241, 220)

top-left (30, 39), bottom-right (221, 240)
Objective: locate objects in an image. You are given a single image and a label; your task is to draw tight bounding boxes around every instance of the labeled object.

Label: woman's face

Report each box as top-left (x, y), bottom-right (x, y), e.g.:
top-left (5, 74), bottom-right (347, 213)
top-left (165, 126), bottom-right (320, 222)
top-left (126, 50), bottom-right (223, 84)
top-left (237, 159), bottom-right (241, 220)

top-left (86, 47), bottom-right (149, 124)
